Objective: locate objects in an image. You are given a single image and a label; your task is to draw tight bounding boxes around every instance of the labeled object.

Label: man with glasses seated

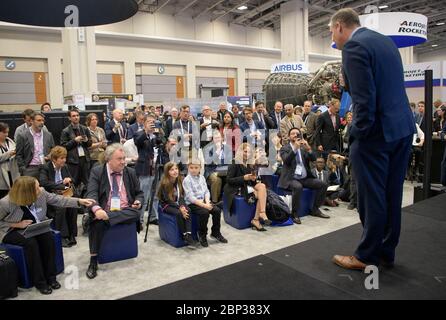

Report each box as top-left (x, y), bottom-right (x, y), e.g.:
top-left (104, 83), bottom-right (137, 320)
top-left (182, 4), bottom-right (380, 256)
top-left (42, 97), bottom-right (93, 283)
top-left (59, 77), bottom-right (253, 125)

top-left (278, 128), bottom-right (329, 224)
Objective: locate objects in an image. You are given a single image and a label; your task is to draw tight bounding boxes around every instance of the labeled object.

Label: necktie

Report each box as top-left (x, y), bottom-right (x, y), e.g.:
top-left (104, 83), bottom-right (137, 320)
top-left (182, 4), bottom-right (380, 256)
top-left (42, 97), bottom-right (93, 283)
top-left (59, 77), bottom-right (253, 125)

top-left (318, 172), bottom-right (322, 181)
top-left (220, 146), bottom-right (225, 165)
top-left (55, 169), bottom-right (63, 184)
top-left (111, 172), bottom-right (121, 197)
top-left (260, 114), bottom-right (264, 127)
top-left (296, 149), bottom-right (302, 164)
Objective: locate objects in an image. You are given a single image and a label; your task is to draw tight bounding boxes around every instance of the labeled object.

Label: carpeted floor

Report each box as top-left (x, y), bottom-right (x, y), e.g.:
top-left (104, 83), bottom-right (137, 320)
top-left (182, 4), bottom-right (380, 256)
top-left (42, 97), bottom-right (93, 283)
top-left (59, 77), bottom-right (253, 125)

top-left (124, 194), bottom-right (446, 300)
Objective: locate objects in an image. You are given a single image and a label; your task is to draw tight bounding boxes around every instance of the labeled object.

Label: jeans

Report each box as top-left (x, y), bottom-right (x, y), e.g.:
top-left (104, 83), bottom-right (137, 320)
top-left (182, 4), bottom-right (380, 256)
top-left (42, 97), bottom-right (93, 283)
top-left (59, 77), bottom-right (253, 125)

top-left (139, 175), bottom-right (159, 223)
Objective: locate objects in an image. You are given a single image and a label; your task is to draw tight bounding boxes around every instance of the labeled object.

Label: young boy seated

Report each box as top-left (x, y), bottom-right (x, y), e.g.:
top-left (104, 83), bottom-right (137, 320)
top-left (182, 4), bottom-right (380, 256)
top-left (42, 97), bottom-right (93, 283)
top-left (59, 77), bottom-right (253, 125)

top-left (182, 161), bottom-right (228, 247)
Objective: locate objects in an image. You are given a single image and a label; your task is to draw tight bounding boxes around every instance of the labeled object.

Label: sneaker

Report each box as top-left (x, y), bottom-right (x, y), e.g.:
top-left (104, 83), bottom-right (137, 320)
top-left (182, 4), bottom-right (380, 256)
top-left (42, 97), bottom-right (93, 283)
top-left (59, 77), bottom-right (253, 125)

top-left (183, 233), bottom-right (196, 246)
top-left (198, 235), bottom-right (209, 247)
top-left (210, 233), bottom-right (228, 243)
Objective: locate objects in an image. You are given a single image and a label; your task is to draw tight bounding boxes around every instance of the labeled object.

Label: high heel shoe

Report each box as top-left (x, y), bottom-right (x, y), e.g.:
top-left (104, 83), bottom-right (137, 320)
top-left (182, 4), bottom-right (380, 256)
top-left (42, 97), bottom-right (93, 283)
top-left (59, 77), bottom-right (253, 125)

top-left (251, 219), bottom-right (267, 232)
top-left (259, 212), bottom-right (272, 226)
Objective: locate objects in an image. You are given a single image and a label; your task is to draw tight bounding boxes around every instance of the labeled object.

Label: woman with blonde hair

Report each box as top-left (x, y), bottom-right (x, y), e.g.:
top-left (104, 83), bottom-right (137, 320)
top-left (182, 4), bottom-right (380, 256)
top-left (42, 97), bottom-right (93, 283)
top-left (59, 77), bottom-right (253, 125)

top-left (224, 143), bottom-right (271, 231)
top-left (0, 176), bottom-right (94, 295)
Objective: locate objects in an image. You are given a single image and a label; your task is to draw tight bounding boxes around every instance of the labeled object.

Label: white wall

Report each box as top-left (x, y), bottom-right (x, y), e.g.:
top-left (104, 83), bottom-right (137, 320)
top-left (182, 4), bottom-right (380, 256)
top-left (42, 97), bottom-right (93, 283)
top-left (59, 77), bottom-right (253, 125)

top-left (416, 49), bottom-right (446, 63)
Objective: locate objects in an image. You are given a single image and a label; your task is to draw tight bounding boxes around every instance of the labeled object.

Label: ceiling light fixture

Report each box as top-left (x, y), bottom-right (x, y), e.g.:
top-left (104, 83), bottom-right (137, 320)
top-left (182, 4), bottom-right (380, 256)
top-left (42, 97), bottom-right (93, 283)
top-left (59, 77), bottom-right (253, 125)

top-left (237, 5), bottom-right (248, 10)
top-left (379, 5), bottom-right (389, 9)
top-left (436, 22), bottom-right (445, 26)
top-left (432, 44), bottom-right (439, 47)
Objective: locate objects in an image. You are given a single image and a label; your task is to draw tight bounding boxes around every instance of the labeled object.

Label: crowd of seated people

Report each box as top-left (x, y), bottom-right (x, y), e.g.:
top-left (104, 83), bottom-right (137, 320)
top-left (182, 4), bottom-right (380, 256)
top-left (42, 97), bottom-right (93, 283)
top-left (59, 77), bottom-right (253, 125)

top-left (1, 97), bottom-right (445, 294)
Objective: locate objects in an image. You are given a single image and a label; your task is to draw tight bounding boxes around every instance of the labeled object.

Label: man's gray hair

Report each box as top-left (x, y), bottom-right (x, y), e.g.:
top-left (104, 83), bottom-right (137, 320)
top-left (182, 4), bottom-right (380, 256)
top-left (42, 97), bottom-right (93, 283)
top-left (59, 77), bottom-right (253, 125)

top-left (330, 8), bottom-right (360, 28)
top-left (104, 143), bottom-right (125, 162)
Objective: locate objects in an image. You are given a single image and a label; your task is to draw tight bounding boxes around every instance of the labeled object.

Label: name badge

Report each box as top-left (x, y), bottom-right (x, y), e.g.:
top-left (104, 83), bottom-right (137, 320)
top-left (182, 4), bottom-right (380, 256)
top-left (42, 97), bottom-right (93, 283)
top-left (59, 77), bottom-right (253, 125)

top-left (295, 165), bottom-right (303, 176)
top-left (183, 138), bottom-right (190, 147)
top-left (78, 145), bottom-right (85, 157)
top-left (39, 154), bottom-right (45, 164)
top-left (110, 196), bottom-right (121, 211)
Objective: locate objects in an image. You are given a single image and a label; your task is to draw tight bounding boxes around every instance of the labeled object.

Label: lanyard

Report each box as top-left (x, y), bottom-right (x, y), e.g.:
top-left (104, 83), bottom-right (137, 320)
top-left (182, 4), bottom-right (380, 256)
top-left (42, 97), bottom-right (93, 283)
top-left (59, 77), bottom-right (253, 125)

top-left (107, 166), bottom-right (124, 194)
top-left (180, 121), bottom-right (190, 135)
top-left (27, 204), bottom-right (40, 223)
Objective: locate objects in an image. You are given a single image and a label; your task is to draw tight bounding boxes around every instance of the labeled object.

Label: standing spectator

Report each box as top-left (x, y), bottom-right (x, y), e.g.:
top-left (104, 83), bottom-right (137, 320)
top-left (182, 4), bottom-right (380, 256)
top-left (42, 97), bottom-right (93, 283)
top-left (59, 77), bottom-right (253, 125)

top-left (0, 122), bottom-right (19, 199)
top-left (269, 101), bottom-right (285, 129)
top-left (433, 99), bottom-right (442, 120)
top-left (105, 109), bottom-right (127, 145)
top-left (315, 98), bottom-right (342, 156)
top-left (302, 100), bottom-right (318, 148)
top-left (278, 128), bottom-right (329, 224)
top-left (60, 109), bottom-right (92, 195)
top-left (220, 111), bottom-right (241, 159)
top-left (127, 111), bottom-right (145, 140)
top-left (415, 101), bottom-right (425, 129)
top-left (86, 113), bottom-right (107, 168)
top-left (232, 104), bottom-right (245, 127)
top-left (217, 101), bottom-right (228, 123)
top-left (39, 146), bottom-right (77, 247)
top-left (342, 112), bottom-right (353, 154)
top-left (280, 104), bottom-right (306, 145)
top-left (14, 109), bottom-right (40, 141)
top-left (40, 102), bottom-right (52, 112)
top-left (15, 112), bottom-right (54, 178)
top-left (199, 105), bottom-right (219, 148)
top-left (253, 101), bottom-right (275, 130)
top-left (434, 105), bottom-right (446, 133)
top-left (85, 144), bottom-right (143, 279)
top-left (164, 107), bottom-right (179, 138)
top-left (172, 105), bottom-right (200, 150)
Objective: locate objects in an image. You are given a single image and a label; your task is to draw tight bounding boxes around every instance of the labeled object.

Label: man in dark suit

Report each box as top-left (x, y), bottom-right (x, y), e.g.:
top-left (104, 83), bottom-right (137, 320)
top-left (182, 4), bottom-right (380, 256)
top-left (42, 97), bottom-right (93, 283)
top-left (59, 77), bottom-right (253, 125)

top-left (15, 112), bottom-right (55, 178)
top-left (199, 105), bottom-right (220, 148)
top-left (232, 104), bottom-right (245, 127)
top-left (278, 128), bottom-right (329, 224)
top-left (126, 111), bottom-right (145, 140)
top-left (85, 143), bottom-right (144, 279)
top-left (330, 9), bottom-right (415, 270)
top-left (60, 109), bottom-right (92, 193)
top-left (269, 101), bottom-right (285, 129)
top-left (302, 100), bottom-right (318, 148)
top-left (239, 107), bottom-right (265, 147)
top-left (415, 101), bottom-right (425, 130)
top-left (164, 107), bottom-right (179, 138)
top-left (105, 109), bottom-right (127, 144)
top-left (253, 101), bottom-right (275, 130)
top-left (315, 98), bottom-right (342, 156)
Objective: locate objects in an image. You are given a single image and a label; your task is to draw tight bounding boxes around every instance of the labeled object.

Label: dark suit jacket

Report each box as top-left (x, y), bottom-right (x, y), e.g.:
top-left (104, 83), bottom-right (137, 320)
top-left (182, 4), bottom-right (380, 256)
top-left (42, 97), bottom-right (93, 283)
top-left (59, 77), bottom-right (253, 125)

top-left (15, 129), bottom-right (55, 174)
top-left (311, 168), bottom-right (330, 185)
top-left (126, 122), bottom-right (144, 140)
top-left (134, 130), bottom-right (155, 177)
top-left (278, 143), bottom-right (316, 190)
top-left (105, 120), bottom-right (128, 144)
top-left (86, 164), bottom-right (144, 213)
top-left (315, 111), bottom-right (341, 152)
top-left (342, 28), bottom-right (415, 142)
top-left (239, 120), bottom-right (265, 145)
top-left (164, 117), bottom-right (176, 138)
top-left (158, 180), bottom-right (188, 215)
top-left (223, 164), bottom-right (254, 214)
top-left (269, 111), bottom-right (285, 129)
top-left (60, 124), bottom-right (92, 164)
top-left (40, 162), bottom-right (73, 193)
top-left (253, 112), bottom-right (275, 130)
top-left (303, 112), bottom-right (318, 147)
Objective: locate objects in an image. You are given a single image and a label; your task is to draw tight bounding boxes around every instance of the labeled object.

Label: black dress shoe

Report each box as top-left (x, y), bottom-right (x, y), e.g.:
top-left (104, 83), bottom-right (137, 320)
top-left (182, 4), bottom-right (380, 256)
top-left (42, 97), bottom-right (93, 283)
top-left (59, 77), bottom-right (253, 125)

top-left (380, 259), bottom-right (395, 269)
top-left (38, 286), bottom-right (53, 295)
top-left (49, 280), bottom-right (61, 290)
top-left (86, 263), bottom-right (98, 279)
top-left (62, 238), bottom-right (72, 248)
top-left (310, 209), bottom-right (330, 219)
top-left (292, 217), bottom-right (301, 224)
top-left (210, 233), bottom-right (228, 243)
top-left (347, 203), bottom-right (357, 210)
top-left (183, 233), bottom-right (196, 246)
top-left (149, 219), bottom-right (159, 225)
top-left (198, 235), bottom-right (209, 247)
top-left (68, 236), bottom-right (77, 246)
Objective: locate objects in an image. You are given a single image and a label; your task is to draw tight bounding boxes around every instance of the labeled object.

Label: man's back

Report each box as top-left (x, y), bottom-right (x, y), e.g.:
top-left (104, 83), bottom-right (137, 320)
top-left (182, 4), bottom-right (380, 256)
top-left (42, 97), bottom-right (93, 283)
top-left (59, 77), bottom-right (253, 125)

top-left (343, 28), bottom-right (415, 142)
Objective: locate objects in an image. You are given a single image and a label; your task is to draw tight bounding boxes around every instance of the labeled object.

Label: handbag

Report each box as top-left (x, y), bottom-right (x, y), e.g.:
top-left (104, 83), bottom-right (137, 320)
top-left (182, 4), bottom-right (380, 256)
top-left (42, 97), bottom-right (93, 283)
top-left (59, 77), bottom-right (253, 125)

top-left (61, 185), bottom-right (74, 198)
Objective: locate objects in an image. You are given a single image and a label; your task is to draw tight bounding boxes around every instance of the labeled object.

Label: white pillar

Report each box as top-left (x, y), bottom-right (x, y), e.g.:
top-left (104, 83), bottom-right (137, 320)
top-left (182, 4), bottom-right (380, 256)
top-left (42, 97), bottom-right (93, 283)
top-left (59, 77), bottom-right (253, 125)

top-left (237, 67), bottom-right (246, 96)
top-left (47, 55), bottom-right (64, 105)
top-left (61, 27), bottom-right (98, 96)
top-left (124, 59), bottom-right (136, 95)
top-left (186, 64), bottom-right (196, 99)
top-left (280, 0), bottom-right (309, 62)
top-left (399, 47), bottom-right (414, 65)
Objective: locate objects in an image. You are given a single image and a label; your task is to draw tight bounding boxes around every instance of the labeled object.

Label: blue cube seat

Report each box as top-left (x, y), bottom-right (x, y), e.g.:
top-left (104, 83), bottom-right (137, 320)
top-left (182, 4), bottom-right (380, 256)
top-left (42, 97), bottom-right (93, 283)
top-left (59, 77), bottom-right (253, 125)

top-left (0, 230), bottom-right (64, 289)
top-left (277, 187), bottom-right (316, 218)
top-left (223, 195), bottom-right (256, 229)
top-left (158, 206), bottom-right (198, 248)
top-left (97, 223), bottom-right (138, 264)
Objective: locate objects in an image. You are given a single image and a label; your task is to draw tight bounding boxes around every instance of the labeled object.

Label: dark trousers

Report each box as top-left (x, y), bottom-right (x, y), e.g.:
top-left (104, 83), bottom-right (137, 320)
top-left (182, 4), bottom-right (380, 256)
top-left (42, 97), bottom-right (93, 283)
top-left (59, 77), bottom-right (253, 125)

top-left (288, 178), bottom-right (327, 217)
top-left (162, 206), bottom-right (192, 234)
top-left (188, 204), bottom-right (221, 237)
top-left (68, 157), bottom-right (90, 190)
top-left (441, 144), bottom-right (446, 186)
top-left (350, 135), bottom-right (412, 265)
top-left (2, 230), bottom-right (56, 289)
top-left (49, 206), bottom-right (77, 239)
top-left (88, 207), bottom-right (140, 254)
top-left (348, 162), bottom-right (358, 206)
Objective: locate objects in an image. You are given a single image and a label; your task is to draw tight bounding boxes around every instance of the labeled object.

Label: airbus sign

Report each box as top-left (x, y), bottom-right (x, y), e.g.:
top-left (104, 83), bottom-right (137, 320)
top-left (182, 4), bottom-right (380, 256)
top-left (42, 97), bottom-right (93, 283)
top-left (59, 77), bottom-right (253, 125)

top-left (271, 62), bottom-right (309, 74)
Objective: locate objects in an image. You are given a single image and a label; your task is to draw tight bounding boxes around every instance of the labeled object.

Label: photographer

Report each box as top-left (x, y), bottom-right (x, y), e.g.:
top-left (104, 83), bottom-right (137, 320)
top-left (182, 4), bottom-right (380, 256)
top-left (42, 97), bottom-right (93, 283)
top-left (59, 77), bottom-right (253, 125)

top-left (134, 114), bottom-right (165, 227)
top-left (200, 105), bottom-right (220, 148)
top-left (105, 109), bottom-right (127, 145)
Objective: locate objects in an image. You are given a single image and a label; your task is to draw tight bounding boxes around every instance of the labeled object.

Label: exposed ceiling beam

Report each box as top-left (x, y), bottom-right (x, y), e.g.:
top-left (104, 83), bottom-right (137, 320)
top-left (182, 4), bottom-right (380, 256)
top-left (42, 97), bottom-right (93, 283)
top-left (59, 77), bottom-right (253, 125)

top-left (151, 0), bottom-right (172, 14)
top-left (233, 0), bottom-right (284, 24)
top-left (193, 0), bottom-right (226, 20)
top-left (173, 0), bottom-right (199, 17)
top-left (211, 0), bottom-right (251, 22)
top-left (248, 8), bottom-right (281, 26)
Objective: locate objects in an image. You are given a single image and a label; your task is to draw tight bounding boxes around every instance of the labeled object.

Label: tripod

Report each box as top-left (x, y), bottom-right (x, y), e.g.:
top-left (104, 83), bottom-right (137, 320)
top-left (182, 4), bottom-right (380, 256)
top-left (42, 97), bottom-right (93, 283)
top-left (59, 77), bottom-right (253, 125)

top-left (144, 145), bottom-right (163, 243)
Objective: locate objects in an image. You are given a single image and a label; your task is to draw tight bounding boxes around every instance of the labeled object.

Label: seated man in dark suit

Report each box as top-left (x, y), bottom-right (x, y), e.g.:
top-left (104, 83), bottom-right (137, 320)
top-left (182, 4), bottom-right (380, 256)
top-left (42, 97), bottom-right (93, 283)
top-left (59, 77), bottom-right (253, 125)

top-left (278, 128), bottom-right (329, 224)
top-left (85, 143), bottom-right (144, 279)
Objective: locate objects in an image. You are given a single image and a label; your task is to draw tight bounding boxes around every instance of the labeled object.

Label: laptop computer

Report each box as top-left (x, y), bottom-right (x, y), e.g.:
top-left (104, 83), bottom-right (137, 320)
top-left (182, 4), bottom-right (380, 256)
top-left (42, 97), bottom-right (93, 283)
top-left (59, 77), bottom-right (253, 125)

top-left (17, 219), bottom-right (53, 239)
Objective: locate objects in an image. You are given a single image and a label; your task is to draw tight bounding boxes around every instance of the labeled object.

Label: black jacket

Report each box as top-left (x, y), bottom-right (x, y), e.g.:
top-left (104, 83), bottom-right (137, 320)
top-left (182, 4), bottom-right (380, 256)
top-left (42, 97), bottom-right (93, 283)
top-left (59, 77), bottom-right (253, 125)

top-left (60, 124), bottom-right (92, 164)
top-left (223, 164), bottom-right (256, 214)
top-left (158, 180), bottom-right (188, 215)
top-left (39, 162), bottom-right (73, 193)
top-left (278, 143), bottom-right (316, 190)
top-left (315, 111), bottom-right (341, 152)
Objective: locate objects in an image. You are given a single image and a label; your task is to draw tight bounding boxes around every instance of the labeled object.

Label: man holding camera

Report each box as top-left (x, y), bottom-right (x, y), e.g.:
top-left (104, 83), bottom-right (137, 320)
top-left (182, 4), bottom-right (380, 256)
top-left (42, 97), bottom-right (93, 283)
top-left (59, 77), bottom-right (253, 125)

top-left (200, 105), bottom-right (220, 148)
top-left (134, 114), bottom-right (165, 227)
top-left (60, 109), bottom-right (92, 196)
top-left (105, 109), bottom-right (127, 145)
top-left (278, 128), bottom-right (329, 224)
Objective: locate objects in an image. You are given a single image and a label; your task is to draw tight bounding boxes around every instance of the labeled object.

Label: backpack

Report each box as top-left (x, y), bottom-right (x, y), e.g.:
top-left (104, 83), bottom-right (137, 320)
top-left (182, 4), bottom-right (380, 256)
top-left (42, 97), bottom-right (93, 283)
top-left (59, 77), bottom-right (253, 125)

top-left (0, 251), bottom-right (18, 300)
top-left (266, 190), bottom-right (291, 222)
